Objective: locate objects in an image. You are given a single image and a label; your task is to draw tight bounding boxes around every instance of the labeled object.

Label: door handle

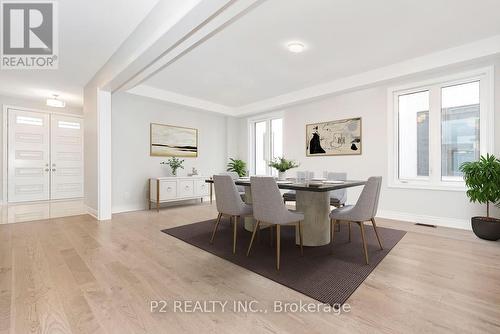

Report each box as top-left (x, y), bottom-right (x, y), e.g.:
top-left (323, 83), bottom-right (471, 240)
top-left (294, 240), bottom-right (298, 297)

top-left (45, 168), bottom-right (50, 172)
top-left (52, 168), bottom-right (56, 171)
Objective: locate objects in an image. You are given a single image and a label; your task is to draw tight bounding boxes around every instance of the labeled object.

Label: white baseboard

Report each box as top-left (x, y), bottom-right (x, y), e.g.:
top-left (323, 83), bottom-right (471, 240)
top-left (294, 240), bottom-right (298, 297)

top-left (85, 205), bottom-right (98, 219)
top-left (377, 210), bottom-right (471, 230)
top-left (112, 196), bottom-right (211, 214)
top-left (112, 205), bottom-right (146, 214)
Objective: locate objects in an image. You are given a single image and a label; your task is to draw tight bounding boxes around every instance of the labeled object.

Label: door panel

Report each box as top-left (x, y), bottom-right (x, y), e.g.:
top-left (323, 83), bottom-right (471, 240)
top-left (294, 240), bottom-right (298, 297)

top-left (194, 179), bottom-right (209, 196)
top-left (8, 109), bottom-right (50, 202)
top-left (50, 115), bottom-right (83, 199)
top-left (178, 180), bottom-right (194, 198)
top-left (159, 181), bottom-right (177, 200)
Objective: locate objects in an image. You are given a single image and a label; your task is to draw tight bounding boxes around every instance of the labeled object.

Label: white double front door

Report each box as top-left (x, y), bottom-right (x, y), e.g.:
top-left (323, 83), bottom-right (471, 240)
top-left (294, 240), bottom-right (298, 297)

top-left (7, 108), bottom-right (83, 202)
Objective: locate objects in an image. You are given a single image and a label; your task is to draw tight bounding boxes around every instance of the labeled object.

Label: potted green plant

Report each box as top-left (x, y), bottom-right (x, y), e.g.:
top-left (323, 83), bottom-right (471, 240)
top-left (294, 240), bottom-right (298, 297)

top-left (460, 154), bottom-right (500, 241)
top-left (161, 157), bottom-right (185, 176)
top-left (227, 158), bottom-right (247, 177)
top-left (269, 157), bottom-right (300, 180)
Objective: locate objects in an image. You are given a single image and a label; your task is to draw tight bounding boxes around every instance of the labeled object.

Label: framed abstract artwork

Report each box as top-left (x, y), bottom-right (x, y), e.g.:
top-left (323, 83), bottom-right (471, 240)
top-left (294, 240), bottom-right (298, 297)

top-left (150, 123), bottom-right (198, 157)
top-left (306, 117), bottom-right (362, 156)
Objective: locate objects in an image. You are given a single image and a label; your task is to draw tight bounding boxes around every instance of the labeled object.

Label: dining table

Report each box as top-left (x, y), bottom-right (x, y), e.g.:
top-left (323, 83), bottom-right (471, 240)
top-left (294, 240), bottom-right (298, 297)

top-left (205, 178), bottom-right (366, 247)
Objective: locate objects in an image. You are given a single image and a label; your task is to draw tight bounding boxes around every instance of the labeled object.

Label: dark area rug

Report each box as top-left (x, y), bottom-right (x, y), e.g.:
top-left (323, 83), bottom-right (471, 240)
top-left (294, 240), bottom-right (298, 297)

top-left (162, 218), bottom-right (406, 306)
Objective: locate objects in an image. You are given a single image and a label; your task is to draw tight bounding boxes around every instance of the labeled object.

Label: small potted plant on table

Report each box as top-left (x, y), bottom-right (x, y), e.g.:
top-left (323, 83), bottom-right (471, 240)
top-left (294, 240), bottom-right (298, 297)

top-left (227, 158), bottom-right (247, 177)
top-left (268, 157), bottom-right (299, 180)
top-left (460, 154), bottom-right (500, 241)
top-left (161, 157), bottom-right (185, 176)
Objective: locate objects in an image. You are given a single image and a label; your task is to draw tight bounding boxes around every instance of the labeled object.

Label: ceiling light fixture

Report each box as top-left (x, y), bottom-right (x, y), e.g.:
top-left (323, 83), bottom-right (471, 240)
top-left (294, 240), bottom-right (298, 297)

top-left (46, 94), bottom-right (66, 108)
top-left (287, 42), bottom-right (305, 53)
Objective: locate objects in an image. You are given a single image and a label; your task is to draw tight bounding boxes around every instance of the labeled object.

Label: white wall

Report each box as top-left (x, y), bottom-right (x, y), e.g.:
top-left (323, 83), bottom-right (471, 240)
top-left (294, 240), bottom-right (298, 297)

top-left (235, 57), bottom-right (500, 229)
top-left (111, 92), bottom-right (229, 213)
top-left (0, 94), bottom-right (82, 202)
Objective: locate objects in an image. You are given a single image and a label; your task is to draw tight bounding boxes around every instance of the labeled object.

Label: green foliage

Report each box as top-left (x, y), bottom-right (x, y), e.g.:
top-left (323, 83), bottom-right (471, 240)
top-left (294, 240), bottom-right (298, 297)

top-left (268, 157), bottom-right (300, 173)
top-left (161, 157), bottom-right (185, 175)
top-left (227, 158), bottom-right (247, 177)
top-left (460, 154), bottom-right (500, 217)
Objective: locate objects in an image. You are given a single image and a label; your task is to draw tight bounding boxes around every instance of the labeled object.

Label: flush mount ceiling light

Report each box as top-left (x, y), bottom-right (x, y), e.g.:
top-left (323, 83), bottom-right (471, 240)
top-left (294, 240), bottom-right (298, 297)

top-left (287, 42), bottom-right (306, 53)
top-left (46, 94), bottom-right (66, 108)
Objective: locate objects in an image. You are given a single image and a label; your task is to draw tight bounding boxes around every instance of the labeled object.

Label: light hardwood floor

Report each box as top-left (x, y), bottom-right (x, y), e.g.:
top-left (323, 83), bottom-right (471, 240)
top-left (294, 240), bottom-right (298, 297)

top-left (0, 203), bottom-right (499, 334)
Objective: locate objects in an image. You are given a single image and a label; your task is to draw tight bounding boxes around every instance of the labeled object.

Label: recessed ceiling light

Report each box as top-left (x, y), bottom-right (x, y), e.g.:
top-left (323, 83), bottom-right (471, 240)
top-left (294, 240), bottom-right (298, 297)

top-left (46, 94), bottom-right (66, 108)
top-left (287, 42), bottom-right (305, 53)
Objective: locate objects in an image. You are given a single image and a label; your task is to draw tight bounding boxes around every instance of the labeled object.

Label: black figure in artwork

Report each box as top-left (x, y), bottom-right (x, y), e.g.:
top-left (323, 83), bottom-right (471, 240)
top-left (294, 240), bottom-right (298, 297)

top-left (350, 138), bottom-right (361, 151)
top-left (309, 126), bottom-right (326, 154)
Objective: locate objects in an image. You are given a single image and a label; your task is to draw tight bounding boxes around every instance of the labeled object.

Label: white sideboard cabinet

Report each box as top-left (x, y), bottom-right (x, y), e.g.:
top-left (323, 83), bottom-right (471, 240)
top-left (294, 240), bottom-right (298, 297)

top-left (149, 176), bottom-right (209, 211)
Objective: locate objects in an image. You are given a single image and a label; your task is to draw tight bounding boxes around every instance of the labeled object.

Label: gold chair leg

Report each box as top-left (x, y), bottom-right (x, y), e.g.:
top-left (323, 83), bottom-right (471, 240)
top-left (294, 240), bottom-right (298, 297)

top-left (359, 222), bottom-right (369, 265)
top-left (256, 223), bottom-right (260, 243)
top-left (210, 213), bottom-right (222, 244)
top-left (276, 225), bottom-right (281, 270)
top-left (371, 218), bottom-right (383, 250)
top-left (348, 222), bottom-right (352, 242)
top-left (246, 220), bottom-right (260, 256)
top-left (298, 221), bottom-right (303, 256)
top-left (269, 224), bottom-right (273, 246)
top-left (233, 216), bottom-right (238, 254)
top-left (331, 218), bottom-right (336, 244)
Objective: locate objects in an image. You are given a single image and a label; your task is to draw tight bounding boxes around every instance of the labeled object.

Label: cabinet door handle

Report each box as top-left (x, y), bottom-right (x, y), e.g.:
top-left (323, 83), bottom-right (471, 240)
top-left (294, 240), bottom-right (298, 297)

top-left (45, 168), bottom-right (50, 172)
top-left (52, 168), bottom-right (56, 171)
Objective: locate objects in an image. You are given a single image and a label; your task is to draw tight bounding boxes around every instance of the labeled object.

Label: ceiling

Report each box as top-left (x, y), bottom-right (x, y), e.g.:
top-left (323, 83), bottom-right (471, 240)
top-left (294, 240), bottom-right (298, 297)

top-left (0, 0), bottom-right (158, 107)
top-left (142, 0), bottom-right (500, 109)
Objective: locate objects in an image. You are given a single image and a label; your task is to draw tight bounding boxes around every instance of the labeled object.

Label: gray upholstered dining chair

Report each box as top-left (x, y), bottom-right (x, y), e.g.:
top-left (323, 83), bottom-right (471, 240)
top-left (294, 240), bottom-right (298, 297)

top-left (283, 171), bottom-right (347, 207)
top-left (327, 172), bottom-right (348, 233)
top-left (327, 172), bottom-right (347, 207)
top-left (211, 174), bottom-right (253, 254)
top-left (220, 171), bottom-right (246, 200)
top-left (329, 176), bottom-right (383, 265)
top-left (283, 171), bottom-right (314, 204)
top-left (247, 176), bottom-right (304, 270)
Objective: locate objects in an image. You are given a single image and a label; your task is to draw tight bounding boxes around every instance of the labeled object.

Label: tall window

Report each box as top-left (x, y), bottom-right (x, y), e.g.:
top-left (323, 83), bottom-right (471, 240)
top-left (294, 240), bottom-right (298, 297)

top-left (250, 117), bottom-right (283, 175)
top-left (398, 90), bottom-right (429, 180)
top-left (390, 68), bottom-right (493, 190)
top-left (441, 81), bottom-right (480, 181)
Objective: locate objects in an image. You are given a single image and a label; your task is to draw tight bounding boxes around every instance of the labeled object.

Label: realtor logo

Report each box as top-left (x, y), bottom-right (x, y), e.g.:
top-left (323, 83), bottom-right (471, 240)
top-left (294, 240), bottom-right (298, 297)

top-left (1, 1), bottom-right (58, 69)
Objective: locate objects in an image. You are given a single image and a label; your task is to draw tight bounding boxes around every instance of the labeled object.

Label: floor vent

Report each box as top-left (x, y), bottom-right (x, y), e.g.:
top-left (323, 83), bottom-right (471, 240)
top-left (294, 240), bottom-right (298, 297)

top-left (415, 223), bottom-right (437, 228)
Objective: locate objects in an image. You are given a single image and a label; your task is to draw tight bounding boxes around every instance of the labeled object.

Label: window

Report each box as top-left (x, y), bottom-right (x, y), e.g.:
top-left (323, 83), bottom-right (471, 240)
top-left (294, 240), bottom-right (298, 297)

top-left (398, 90), bottom-right (429, 180)
top-left (441, 81), bottom-right (480, 181)
top-left (254, 120), bottom-right (267, 175)
top-left (389, 68), bottom-right (493, 190)
top-left (249, 115), bottom-right (283, 175)
top-left (16, 116), bottom-right (43, 126)
top-left (58, 120), bottom-right (81, 129)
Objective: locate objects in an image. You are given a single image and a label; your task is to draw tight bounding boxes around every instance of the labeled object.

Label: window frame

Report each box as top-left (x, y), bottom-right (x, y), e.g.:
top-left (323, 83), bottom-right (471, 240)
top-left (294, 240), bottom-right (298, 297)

top-left (387, 67), bottom-right (494, 191)
top-left (247, 111), bottom-right (284, 175)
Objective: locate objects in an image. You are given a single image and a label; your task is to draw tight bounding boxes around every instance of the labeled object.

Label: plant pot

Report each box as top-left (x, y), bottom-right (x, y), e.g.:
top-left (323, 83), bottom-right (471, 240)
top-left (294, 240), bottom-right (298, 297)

top-left (471, 217), bottom-right (500, 241)
top-left (278, 171), bottom-right (286, 181)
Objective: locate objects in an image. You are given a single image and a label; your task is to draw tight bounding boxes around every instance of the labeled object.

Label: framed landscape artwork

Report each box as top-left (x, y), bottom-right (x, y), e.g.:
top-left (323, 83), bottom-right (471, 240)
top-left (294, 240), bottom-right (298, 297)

top-left (150, 123), bottom-right (198, 157)
top-left (306, 117), bottom-right (362, 156)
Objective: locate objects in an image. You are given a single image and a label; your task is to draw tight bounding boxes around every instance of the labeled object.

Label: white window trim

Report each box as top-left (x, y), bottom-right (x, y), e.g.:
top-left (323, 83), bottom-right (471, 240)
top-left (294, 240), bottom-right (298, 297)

top-left (247, 111), bottom-right (284, 175)
top-left (387, 66), bottom-right (495, 191)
